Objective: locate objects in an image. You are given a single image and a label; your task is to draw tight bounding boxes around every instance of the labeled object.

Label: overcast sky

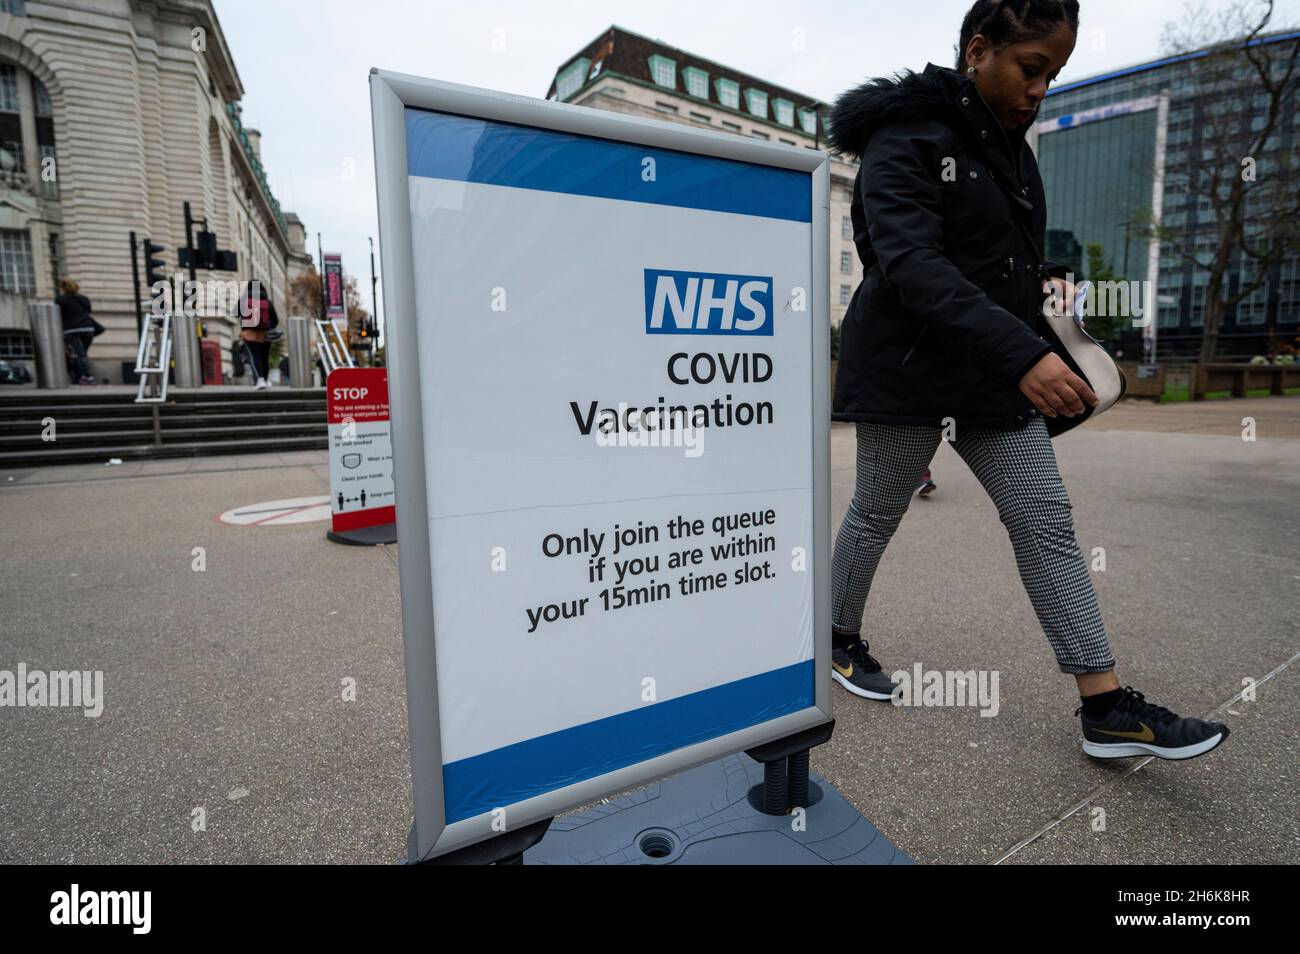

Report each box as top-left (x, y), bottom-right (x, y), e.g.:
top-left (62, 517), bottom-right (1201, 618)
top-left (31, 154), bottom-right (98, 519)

top-left (214, 0), bottom-right (1297, 327)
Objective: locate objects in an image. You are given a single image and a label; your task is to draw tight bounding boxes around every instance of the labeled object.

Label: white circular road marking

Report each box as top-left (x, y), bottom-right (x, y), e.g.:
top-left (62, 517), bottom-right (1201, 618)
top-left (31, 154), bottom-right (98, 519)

top-left (219, 495), bottom-right (332, 527)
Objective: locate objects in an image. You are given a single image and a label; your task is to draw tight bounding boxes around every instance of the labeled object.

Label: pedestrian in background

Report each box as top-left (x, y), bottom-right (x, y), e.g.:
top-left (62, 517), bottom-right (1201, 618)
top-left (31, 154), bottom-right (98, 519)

top-left (239, 279), bottom-right (278, 390)
top-left (55, 278), bottom-right (101, 385)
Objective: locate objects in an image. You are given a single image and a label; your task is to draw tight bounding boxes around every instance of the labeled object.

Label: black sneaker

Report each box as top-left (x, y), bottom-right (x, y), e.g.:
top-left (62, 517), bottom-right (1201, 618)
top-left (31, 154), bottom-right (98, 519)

top-left (1077, 686), bottom-right (1229, 761)
top-left (831, 638), bottom-right (897, 701)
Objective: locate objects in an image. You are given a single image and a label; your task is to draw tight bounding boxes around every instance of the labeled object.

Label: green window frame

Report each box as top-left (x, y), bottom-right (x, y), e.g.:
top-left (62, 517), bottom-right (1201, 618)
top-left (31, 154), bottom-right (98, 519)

top-left (682, 66), bottom-right (709, 100)
top-left (772, 97), bottom-right (794, 126)
top-left (715, 77), bottom-right (739, 109)
top-left (648, 54), bottom-right (677, 90)
top-left (556, 57), bottom-right (590, 100)
top-left (745, 88), bottom-right (768, 118)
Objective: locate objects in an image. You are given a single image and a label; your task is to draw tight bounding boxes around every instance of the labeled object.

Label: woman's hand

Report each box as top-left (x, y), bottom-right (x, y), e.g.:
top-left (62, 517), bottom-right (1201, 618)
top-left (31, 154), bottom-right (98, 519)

top-left (1019, 352), bottom-right (1098, 418)
top-left (1042, 277), bottom-right (1076, 319)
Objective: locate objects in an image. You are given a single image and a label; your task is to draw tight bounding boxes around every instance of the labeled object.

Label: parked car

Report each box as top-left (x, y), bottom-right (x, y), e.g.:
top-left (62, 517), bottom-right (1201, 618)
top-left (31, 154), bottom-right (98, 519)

top-left (0, 360), bottom-right (32, 384)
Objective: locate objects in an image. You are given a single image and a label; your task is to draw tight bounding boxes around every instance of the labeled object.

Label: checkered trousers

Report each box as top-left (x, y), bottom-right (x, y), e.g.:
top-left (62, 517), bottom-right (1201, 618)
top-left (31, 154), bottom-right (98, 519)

top-left (830, 418), bottom-right (1116, 674)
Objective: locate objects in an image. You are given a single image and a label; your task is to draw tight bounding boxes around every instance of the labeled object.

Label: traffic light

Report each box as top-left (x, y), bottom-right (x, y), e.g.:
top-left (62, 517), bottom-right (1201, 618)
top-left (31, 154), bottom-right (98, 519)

top-left (195, 229), bottom-right (217, 268)
top-left (144, 239), bottom-right (166, 288)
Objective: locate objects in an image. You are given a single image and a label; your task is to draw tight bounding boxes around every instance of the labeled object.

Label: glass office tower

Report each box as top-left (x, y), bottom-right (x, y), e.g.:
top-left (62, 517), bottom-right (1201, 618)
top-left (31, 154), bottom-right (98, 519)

top-left (1035, 31), bottom-right (1300, 360)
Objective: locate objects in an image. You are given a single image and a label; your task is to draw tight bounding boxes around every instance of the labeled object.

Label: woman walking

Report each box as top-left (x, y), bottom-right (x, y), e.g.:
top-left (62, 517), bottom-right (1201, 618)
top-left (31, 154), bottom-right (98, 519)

top-left (55, 279), bottom-right (98, 385)
top-left (824, 0), bottom-right (1227, 760)
top-left (239, 278), bottom-right (278, 390)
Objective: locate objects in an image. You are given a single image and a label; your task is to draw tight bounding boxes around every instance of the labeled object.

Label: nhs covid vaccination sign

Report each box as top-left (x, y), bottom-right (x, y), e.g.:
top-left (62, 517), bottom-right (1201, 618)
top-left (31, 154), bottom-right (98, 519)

top-left (370, 70), bottom-right (832, 861)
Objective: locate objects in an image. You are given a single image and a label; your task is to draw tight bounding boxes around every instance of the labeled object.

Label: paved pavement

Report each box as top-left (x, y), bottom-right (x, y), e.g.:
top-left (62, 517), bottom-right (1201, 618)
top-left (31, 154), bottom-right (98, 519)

top-left (1, 396), bottom-right (1296, 863)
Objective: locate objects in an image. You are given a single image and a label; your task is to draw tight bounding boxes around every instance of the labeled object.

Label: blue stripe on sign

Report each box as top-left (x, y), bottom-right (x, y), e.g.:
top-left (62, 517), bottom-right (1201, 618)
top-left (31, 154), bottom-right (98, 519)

top-left (441, 659), bottom-right (815, 824)
top-left (405, 107), bottom-right (811, 223)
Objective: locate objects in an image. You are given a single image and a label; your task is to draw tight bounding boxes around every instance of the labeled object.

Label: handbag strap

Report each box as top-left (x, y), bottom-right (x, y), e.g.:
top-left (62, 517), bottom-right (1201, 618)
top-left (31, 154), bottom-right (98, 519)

top-left (1005, 196), bottom-right (1051, 281)
top-left (985, 164), bottom-right (1051, 278)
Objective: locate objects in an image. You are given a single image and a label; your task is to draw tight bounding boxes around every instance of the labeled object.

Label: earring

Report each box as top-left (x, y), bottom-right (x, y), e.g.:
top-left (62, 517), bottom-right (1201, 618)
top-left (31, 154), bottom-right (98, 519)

top-left (967, 66), bottom-right (976, 74)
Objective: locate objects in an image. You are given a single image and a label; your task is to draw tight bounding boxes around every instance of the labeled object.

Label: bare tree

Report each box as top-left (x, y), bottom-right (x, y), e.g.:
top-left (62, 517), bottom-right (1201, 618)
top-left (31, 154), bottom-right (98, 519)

top-left (344, 273), bottom-right (369, 332)
top-left (1154, 0), bottom-right (1300, 361)
top-left (289, 266), bottom-right (324, 321)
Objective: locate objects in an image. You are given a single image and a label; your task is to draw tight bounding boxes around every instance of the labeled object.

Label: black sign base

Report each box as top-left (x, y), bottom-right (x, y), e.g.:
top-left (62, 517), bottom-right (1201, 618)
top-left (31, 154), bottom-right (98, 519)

top-left (326, 522), bottom-right (397, 546)
top-left (522, 752), bottom-right (911, 865)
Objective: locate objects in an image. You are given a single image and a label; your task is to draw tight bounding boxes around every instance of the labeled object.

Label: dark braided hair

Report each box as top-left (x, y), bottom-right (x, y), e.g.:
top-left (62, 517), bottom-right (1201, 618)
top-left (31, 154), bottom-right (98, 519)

top-left (955, 0), bottom-right (1081, 70)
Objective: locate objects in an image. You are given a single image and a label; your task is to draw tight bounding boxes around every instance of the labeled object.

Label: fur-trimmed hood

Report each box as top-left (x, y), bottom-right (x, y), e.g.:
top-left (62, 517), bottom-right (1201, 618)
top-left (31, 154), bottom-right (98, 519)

top-left (826, 63), bottom-right (965, 160)
top-left (825, 62), bottom-right (1031, 160)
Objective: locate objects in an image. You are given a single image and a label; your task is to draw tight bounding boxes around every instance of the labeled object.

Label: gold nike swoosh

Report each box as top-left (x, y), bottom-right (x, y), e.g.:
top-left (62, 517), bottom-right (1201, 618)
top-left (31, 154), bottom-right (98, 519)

top-left (1095, 722), bottom-right (1155, 742)
top-left (833, 662), bottom-right (854, 678)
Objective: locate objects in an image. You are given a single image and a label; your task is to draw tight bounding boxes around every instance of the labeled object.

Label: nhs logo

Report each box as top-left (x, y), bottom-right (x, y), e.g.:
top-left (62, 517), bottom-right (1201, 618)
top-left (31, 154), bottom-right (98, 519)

top-left (644, 268), bottom-right (774, 336)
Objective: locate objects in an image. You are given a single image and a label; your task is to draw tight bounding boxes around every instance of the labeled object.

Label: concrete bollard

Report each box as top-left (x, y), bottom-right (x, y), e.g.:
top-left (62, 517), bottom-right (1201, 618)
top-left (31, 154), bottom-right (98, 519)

top-left (171, 313), bottom-right (201, 389)
top-left (287, 316), bottom-right (311, 389)
top-left (27, 301), bottom-right (70, 389)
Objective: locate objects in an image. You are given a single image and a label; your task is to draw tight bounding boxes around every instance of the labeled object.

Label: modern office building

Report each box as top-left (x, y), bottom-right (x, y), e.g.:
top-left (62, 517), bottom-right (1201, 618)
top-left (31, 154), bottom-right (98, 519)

top-left (1035, 30), bottom-right (1300, 360)
top-left (546, 25), bottom-right (862, 327)
top-left (0, 0), bottom-right (308, 383)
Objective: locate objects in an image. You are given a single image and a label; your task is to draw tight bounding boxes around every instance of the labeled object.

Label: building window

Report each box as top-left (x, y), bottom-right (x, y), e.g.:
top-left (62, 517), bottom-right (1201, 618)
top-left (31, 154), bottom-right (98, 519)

top-left (556, 58), bottom-right (590, 100)
top-left (0, 228), bottom-right (36, 293)
top-left (648, 54), bottom-right (676, 90)
top-left (745, 88), bottom-right (768, 118)
top-left (779, 138), bottom-right (796, 146)
top-left (40, 143), bottom-right (56, 197)
top-left (0, 1), bottom-right (26, 16)
top-left (654, 101), bottom-right (679, 114)
top-left (749, 129), bottom-right (769, 140)
top-left (48, 231), bottom-right (62, 290)
top-left (715, 78), bottom-right (739, 109)
top-left (842, 216), bottom-right (851, 238)
top-left (1237, 279), bottom-right (1267, 325)
top-left (33, 77), bottom-right (51, 117)
top-left (840, 284), bottom-right (851, 305)
top-left (721, 120), bottom-right (741, 132)
top-left (689, 111), bottom-right (711, 124)
top-left (799, 108), bottom-right (818, 136)
top-left (0, 65), bottom-right (17, 112)
top-left (0, 138), bottom-right (21, 169)
top-left (0, 330), bottom-right (32, 358)
top-left (772, 98), bottom-right (795, 126)
top-left (682, 66), bottom-right (708, 99)
top-left (840, 251), bottom-right (852, 273)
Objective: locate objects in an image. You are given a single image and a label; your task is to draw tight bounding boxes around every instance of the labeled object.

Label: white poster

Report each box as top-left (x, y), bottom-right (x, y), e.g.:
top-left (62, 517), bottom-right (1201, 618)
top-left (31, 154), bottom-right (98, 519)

top-left (399, 105), bottom-right (821, 824)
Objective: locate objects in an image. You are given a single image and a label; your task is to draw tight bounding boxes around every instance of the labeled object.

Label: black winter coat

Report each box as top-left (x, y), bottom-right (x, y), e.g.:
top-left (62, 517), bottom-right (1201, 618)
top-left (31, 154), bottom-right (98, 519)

top-left (56, 293), bottom-right (96, 334)
top-left (827, 62), bottom-right (1070, 429)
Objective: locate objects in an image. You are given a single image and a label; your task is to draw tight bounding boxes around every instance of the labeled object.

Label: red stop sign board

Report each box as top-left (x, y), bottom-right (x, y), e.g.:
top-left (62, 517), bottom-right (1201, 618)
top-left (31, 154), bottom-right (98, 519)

top-left (327, 367), bottom-right (395, 533)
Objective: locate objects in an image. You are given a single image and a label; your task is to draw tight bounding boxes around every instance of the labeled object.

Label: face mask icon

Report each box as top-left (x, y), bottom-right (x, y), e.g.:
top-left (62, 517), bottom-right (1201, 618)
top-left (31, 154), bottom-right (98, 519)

top-left (342, 453), bottom-right (362, 469)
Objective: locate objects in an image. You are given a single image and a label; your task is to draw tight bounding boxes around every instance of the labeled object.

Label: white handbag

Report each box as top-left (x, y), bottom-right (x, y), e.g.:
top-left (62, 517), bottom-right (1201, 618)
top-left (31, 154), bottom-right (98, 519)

top-left (1039, 280), bottom-right (1127, 434)
top-left (1009, 210), bottom-right (1128, 437)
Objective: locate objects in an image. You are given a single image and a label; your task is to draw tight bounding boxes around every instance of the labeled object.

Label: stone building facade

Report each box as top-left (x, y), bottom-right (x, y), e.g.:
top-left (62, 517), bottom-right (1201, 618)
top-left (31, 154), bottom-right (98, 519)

top-left (0, 0), bottom-right (307, 383)
top-left (546, 25), bottom-right (861, 327)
